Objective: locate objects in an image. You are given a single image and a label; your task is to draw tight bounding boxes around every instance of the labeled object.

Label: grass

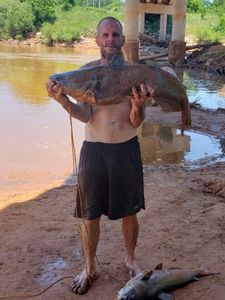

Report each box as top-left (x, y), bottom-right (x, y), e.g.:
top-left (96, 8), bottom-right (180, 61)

top-left (41, 5), bottom-right (124, 45)
top-left (186, 13), bottom-right (225, 43)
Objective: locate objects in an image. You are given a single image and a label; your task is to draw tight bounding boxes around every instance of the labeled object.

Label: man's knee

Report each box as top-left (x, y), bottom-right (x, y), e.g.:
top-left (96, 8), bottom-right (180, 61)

top-left (82, 217), bottom-right (101, 231)
top-left (122, 214), bottom-right (138, 226)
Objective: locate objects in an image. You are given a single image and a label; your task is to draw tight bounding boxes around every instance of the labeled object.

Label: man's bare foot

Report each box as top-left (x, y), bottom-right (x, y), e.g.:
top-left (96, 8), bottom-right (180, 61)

top-left (71, 270), bottom-right (96, 294)
top-left (125, 259), bottom-right (141, 278)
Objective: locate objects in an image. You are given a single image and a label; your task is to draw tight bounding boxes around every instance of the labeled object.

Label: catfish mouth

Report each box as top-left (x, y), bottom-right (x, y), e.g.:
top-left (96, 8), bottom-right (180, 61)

top-left (49, 76), bottom-right (60, 85)
top-left (118, 296), bottom-right (135, 300)
top-left (48, 75), bottom-right (67, 95)
top-left (117, 288), bottom-right (136, 300)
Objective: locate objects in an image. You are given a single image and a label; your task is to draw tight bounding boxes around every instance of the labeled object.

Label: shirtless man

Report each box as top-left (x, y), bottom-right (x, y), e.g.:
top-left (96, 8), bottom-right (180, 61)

top-left (46, 16), bottom-right (148, 295)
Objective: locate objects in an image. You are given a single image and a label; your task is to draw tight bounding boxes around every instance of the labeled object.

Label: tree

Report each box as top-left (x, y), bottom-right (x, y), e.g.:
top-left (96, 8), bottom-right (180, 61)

top-left (0, 0), bottom-right (34, 39)
top-left (27, 0), bottom-right (56, 28)
top-left (58, 0), bottom-right (75, 11)
top-left (187, 0), bottom-right (206, 18)
top-left (210, 0), bottom-right (225, 16)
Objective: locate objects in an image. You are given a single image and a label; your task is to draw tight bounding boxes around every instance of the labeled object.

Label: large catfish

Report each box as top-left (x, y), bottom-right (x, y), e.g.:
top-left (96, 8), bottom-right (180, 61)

top-left (49, 52), bottom-right (191, 134)
top-left (117, 264), bottom-right (217, 300)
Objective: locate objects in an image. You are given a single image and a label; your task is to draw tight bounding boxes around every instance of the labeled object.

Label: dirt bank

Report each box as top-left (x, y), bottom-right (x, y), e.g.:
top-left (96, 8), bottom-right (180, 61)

top-left (1, 107), bottom-right (225, 300)
top-left (0, 36), bottom-right (98, 49)
top-left (184, 43), bottom-right (225, 75)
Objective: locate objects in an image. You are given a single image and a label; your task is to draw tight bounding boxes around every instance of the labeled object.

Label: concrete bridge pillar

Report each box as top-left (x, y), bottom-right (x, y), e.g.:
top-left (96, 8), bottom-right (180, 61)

top-left (124, 0), bottom-right (139, 63)
top-left (159, 14), bottom-right (167, 40)
top-left (138, 12), bottom-right (145, 34)
top-left (169, 0), bottom-right (187, 65)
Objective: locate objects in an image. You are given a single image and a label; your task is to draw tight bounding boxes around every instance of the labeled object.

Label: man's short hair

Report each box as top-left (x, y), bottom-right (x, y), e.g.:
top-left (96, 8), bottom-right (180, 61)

top-left (97, 16), bottom-right (123, 34)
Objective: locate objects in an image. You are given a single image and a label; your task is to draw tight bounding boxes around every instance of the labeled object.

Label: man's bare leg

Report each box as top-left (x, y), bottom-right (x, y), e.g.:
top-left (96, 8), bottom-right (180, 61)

top-left (122, 214), bottom-right (141, 278)
top-left (71, 217), bottom-right (100, 294)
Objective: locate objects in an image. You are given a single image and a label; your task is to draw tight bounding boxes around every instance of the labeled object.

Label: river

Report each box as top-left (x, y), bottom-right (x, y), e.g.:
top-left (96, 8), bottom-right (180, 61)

top-left (0, 44), bottom-right (225, 195)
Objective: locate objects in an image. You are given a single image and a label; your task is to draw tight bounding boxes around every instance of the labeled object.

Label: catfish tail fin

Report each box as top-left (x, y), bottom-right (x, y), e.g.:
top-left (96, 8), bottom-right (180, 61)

top-left (194, 269), bottom-right (220, 277)
top-left (181, 96), bottom-right (192, 135)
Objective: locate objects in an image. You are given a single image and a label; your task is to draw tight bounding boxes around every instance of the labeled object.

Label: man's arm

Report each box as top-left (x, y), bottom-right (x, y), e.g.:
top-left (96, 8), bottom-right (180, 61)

top-left (46, 81), bottom-right (92, 123)
top-left (129, 84), bottom-right (148, 128)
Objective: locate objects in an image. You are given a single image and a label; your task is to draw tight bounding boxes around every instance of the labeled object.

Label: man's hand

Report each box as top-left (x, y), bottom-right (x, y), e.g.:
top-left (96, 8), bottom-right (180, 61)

top-left (46, 81), bottom-right (69, 106)
top-left (129, 83), bottom-right (149, 128)
top-left (130, 83), bottom-right (148, 108)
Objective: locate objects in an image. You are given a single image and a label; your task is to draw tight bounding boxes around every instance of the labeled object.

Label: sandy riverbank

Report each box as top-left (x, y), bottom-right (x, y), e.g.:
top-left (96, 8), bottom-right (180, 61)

top-left (0, 106), bottom-right (225, 300)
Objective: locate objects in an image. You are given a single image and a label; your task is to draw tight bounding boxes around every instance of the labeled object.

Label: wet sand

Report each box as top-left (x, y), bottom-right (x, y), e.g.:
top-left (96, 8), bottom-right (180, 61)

top-left (1, 107), bottom-right (225, 300)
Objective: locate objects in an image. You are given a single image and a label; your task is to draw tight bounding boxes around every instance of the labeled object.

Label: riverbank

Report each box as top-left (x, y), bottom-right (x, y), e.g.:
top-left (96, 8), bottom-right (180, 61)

top-left (0, 36), bottom-right (98, 49)
top-left (1, 35), bottom-right (225, 74)
top-left (1, 106), bottom-right (225, 300)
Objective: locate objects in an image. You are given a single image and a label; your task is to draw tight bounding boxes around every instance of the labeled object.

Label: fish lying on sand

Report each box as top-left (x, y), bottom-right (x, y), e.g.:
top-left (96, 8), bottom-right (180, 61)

top-left (117, 263), bottom-right (217, 300)
top-left (49, 52), bottom-right (191, 134)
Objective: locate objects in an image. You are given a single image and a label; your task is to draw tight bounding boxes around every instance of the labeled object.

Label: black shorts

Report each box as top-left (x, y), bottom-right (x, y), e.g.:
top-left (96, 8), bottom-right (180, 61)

top-left (74, 136), bottom-right (145, 220)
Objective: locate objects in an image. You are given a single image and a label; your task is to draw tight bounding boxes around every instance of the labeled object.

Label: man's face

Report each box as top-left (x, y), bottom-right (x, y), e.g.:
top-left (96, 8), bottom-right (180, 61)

top-left (96, 19), bottom-right (125, 61)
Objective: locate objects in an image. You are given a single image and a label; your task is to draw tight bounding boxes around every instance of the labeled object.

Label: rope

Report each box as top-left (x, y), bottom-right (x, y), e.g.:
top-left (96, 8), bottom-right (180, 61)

top-left (69, 114), bottom-right (122, 285)
top-left (0, 114), bottom-right (122, 300)
top-left (0, 276), bottom-right (74, 299)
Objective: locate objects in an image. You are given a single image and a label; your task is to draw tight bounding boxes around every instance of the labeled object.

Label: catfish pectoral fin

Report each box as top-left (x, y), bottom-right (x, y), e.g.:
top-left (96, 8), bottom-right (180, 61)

top-left (80, 76), bottom-right (98, 95)
top-left (92, 88), bottom-right (104, 104)
top-left (158, 292), bottom-right (174, 300)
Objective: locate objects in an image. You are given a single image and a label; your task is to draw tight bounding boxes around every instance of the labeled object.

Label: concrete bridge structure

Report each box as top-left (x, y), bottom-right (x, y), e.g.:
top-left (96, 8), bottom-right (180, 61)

top-left (123, 0), bottom-right (187, 65)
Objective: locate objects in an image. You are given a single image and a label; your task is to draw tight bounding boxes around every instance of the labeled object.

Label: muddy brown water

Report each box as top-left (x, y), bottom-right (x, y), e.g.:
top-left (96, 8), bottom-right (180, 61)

top-left (0, 44), bottom-right (225, 194)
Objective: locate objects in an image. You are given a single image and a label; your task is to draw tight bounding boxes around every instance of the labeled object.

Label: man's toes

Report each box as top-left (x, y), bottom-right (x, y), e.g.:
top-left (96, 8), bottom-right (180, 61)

top-left (77, 278), bottom-right (91, 294)
top-left (70, 275), bottom-right (94, 294)
top-left (71, 277), bottom-right (79, 290)
top-left (71, 278), bottom-right (81, 293)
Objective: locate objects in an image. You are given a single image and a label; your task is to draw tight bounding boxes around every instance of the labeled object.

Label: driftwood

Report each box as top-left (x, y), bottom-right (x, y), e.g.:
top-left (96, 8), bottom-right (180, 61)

top-left (139, 33), bottom-right (159, 45)
top-left (139, 33), bottom-right (169, 47)
top-left (186, 41), bottom-right (219, 51)
top-left (140, 35), bottom-right (218, 50)
top-left (139, 40), bottom-right (220, 61)
top-left (139, 52), bottom-right (168, 61)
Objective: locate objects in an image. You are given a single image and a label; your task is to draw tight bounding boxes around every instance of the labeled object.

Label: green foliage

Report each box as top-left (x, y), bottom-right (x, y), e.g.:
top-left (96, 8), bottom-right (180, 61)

top-left (0, 0), bottom-right (34, 39)
top-left (209, 0), bottom-right (225, 16)
top-left (187, 0), bottom-right (203, 12)
top-left (27, 0), bottom-right (56, 28)
top-left (75, 0), bottom-right (86, 6)
top-left (104, 0), bottom-right (123, 11)
top-left (58, 0), bottom-right (75, 11)
top-left (214, 15), bottom-right (225, 33)
top-left (41, 5), bottom-right (124, 44)
top-left (145, 14), bottom-right (172, 35)
top-left (187, 0), bottom-right (206, 18)
top-left (75, 0), bottom-right (122, 8)
top-left (212, 0), bottom-right (225, 7)
top-left (1, 0), bottom-right (224, 45)
top-left (186, 12), bottom-right (224, 43)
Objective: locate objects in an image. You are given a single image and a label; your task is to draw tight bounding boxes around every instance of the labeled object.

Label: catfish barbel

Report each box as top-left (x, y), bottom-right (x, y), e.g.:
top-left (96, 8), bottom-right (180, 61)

top-left (117, 264), bottom-right (217, 300)
top-left (49, 54), bottom-right (191, 134)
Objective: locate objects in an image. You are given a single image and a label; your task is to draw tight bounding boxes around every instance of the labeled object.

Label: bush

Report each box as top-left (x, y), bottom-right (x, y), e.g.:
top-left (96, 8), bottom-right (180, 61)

top-left (186, 12), bottom-right (224, 43)
top-left (58, 0), bottom-right (75, 11)
top-left (0, 0), bottom-right (34, 39)
top-left (214, 15), bottom-right (225, 33)
top-left (27, 0), bottom-right (56, 28)
top-left (210, 0), bottom-right (225, 17)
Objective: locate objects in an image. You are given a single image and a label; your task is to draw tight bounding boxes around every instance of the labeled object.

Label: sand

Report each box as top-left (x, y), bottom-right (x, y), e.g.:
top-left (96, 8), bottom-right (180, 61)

top-left (0, 107), bottom-right (225, 300)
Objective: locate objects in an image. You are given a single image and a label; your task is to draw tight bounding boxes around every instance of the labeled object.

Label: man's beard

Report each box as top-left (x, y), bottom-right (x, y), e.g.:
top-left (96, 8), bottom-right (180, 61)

top-left (101, 46), bottom-right (121, 61)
